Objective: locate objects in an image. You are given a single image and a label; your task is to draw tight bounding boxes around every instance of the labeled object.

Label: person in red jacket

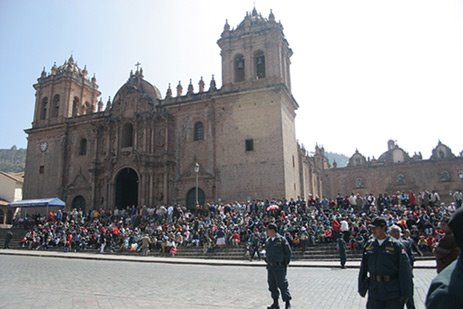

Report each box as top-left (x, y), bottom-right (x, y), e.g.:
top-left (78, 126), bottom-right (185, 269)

top-left (332, 218), bottom-right (341, 240)
top-left (409, 192), bottom-right (417, 208)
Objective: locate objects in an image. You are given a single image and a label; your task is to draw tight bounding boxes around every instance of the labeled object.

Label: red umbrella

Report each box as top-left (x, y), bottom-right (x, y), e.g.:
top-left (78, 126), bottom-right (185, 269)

top-left (267, 205), bottom-right (280, 211)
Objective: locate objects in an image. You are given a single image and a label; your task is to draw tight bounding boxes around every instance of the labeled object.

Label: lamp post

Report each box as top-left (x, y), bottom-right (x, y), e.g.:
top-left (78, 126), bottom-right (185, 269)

top-left (194, 162), bottom-right (200, 206)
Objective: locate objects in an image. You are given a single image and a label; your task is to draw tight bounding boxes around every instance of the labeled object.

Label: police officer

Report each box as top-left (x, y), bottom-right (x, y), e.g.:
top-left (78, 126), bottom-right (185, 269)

top-left (358, 217), bottom-right (412, 309)
top-left (425, 207), bottom-right (463, 308)
top-left (265, 223), bottom-right (292, 309)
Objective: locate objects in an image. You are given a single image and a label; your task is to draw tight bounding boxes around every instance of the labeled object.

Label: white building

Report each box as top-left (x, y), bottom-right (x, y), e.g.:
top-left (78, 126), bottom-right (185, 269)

top-left (0, 171), bottom-right (23, 227)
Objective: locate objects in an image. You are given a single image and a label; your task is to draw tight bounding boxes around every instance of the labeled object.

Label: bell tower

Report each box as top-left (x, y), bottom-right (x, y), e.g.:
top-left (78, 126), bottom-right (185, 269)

top-left (217, 8), bottom-right (293, 92)
top-left (32, 55), bottom-right (101, 128)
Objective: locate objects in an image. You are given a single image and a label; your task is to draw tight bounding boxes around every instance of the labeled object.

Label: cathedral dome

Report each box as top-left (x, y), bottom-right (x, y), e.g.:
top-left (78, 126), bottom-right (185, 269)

top-left (378, 140), bottom-right (410, 164)
top-left (113, 68), bottom-right (162, 104)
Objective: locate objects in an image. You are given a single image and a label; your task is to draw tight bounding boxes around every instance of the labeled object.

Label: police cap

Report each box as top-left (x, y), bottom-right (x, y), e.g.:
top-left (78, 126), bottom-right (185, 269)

top-left (267, 223), bottom-right (278, 232)
top-left (368, 217), bottom-right (387, 228)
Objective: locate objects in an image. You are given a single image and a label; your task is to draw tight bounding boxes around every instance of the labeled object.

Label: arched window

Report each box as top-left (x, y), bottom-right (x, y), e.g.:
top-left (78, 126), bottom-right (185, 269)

top-left (40, 97), bottom-right (48, 120)
top-left (6, 209), bottom-right (13, 224)
top-left (72, 97), bottom-right (80, 117)
top-left (438, 150), bottom-right (446, 159)
top-left (72, 195), bottom-right (86, 212)
top-left (396, 174), bottom-right (406, 185)
top-left (121, 123), bottom-right (134, 148)
top-left (439, 170), bottom-right (451, 182)
top-left (52, 94), bottom-right (60, 117)
top-left (194, 122), bottom-right (204, 141)
top-left (255, 50), bottom-right (266, 79)
top-left (355, 178), bottom-right (365, 189)
top-left (79, 138), bottom-right (87, 155)
top-left (234, 54), bottom-right (245, 82)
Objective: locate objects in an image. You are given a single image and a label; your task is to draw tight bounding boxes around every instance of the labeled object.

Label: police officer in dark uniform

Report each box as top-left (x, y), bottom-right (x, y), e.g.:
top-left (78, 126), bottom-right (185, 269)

top-left (425, 207), bottom-right (463, 308)
top-left (265, 223), bottom-right (292, 309)
top-left (358, 217), bottom-right (412, 309)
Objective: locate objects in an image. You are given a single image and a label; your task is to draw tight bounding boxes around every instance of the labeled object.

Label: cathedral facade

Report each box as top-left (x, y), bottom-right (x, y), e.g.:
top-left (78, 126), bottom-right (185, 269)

top-left (23, 9), bottom-right (324, 210)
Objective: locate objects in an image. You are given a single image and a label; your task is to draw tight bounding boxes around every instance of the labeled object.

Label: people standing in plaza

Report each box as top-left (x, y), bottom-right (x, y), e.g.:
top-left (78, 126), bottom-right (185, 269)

top-left (299, 227), bottom-right (309, 253)
top-left (425, 206), bottom-right (463, 308)
top-left (432, 218), bottom-right (460, 273)
top-left (3, 230), bottom-right (13, 249)
top-left (390, 225), bottom-right (416, 309)
top-left (340, 217), bottom-right (350, 242)
top-left (337, 236), bottom-right (347, 269)
top-left (453, 190), bottom-right (462, 209)
top-left (265, 223), bottom-right (292, 309)
top-left (358, 217), bottom-right (412, 309)
top-left (248, 232), bottom-right (261, 261)
top-left (140, 234), bottom-right (151, 256)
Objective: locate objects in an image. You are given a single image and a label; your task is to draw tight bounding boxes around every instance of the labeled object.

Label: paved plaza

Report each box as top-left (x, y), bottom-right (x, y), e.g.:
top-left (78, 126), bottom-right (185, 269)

top-left (0, 254), bottom-right (436, 309)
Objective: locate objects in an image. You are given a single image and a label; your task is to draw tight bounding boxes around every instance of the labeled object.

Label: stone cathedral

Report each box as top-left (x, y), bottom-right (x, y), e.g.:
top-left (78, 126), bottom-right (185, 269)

top-left (23, 9), bottom-right (326, 211)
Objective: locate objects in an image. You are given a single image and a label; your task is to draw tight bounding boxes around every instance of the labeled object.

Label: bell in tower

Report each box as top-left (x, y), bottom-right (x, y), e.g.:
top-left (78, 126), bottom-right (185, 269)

top-left (217, 8), bottom-right (293, 91)
top-left (32, 57), bottom-right (101, 128)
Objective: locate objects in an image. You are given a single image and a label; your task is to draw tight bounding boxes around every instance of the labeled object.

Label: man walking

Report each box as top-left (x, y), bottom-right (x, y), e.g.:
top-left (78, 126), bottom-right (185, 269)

top-left (358, 217), bottom-right (412, 309)
top-left (453, 190), bottom-right (462, 209)
top-left (337, 236), bottom-right (347, 269)
top-left (248, 232), bottom-right (261, 261)
top-left (265, 223), bottom-right (292, 309)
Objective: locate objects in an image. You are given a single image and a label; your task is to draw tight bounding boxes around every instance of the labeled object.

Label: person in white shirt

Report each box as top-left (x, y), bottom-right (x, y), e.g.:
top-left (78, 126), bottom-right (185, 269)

top-left (341, 218), bottom-right (350, 242)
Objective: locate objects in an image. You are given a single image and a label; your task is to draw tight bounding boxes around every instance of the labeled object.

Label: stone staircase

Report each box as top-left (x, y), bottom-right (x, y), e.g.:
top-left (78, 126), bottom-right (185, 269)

top-left (0, 226), bottom-right (26, 248)
top-left (1, 227), bottom-right (433, 262)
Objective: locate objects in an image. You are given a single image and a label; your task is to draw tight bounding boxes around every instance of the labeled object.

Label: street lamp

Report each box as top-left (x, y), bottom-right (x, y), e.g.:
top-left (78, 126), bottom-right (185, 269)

top-left (194, 162), bottom-right (200, 205)
top-left (458, 171), bottom-right (463, 181)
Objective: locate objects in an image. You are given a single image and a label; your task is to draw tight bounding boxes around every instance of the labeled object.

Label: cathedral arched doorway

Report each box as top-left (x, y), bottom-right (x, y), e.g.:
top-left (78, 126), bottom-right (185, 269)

top-left (72, 195), bottom-right (86, 212)
top-left (6, 210), bottom-right (13, 224)
top-left (115, 168), bottom-right (139, 209)
top-left (186, 187), bottom-right (205, 209)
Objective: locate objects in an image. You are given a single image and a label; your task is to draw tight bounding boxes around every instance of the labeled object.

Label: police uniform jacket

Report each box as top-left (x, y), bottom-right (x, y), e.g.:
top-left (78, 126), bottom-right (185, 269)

top-left (400, 238), bottom-right (414, 268)
top-left (265, 233), bottom-right (292, 267)
top-left (358, 236), bottom-right (412, 301)
top-left (426, 255), bottom-right (463, 308)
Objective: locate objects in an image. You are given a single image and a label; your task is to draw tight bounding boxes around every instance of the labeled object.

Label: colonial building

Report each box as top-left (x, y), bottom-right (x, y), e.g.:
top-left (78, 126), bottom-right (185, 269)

top-left (0, 171), bottom-right (23, 226)
top-left (23, 9), bottom-right (324, 211)
top-left (323, 140), bottom-right (463, 201)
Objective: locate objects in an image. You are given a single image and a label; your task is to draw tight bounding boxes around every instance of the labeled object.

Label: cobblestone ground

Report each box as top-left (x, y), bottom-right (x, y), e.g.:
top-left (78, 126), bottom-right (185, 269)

top-left (0, 255), bottom-right (435, 309)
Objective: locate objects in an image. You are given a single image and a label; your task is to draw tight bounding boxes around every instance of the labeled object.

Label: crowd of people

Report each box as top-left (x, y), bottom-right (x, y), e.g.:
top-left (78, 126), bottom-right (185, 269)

top-left (11, 190), bottom-right (461, 259)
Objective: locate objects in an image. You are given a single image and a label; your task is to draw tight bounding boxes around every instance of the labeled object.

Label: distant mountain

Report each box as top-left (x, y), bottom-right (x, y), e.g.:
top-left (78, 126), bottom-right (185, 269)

top-left (0, 146), bottom-right (26, 172)
top-left (325, 151), bottom-right (349, 168)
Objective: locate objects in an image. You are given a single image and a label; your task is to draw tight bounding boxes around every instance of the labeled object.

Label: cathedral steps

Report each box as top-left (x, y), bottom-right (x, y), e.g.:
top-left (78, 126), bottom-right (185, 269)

top-left (1, 228), bottom-right (434, 261)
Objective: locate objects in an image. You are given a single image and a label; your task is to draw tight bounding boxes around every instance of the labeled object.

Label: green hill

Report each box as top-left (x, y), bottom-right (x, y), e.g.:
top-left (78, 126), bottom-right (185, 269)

top-left (325, 151), bottom-right (349, 168)
top-left (0, 146), bottom-right (26, 172)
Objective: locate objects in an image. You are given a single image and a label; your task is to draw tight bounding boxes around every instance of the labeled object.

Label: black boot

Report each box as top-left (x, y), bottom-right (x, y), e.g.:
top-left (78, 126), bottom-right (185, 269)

top-left (267, 299), bottom-right (279, 309)
top-left (285, 301), bottom-right (291, 309)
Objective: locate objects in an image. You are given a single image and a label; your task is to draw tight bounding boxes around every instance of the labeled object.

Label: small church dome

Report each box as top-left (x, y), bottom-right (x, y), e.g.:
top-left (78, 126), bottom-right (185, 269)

top-left (113, 69), bottom-right (162, 104)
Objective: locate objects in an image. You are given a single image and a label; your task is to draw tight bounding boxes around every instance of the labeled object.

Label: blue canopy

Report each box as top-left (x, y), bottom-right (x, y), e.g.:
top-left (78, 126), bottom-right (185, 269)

top-left (8, 198), bottom-right (65, 208)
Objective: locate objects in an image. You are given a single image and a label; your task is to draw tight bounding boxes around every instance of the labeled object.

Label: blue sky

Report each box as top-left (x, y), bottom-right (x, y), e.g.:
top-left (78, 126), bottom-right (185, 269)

top-left (1, 0), bottom-right (462, 159)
